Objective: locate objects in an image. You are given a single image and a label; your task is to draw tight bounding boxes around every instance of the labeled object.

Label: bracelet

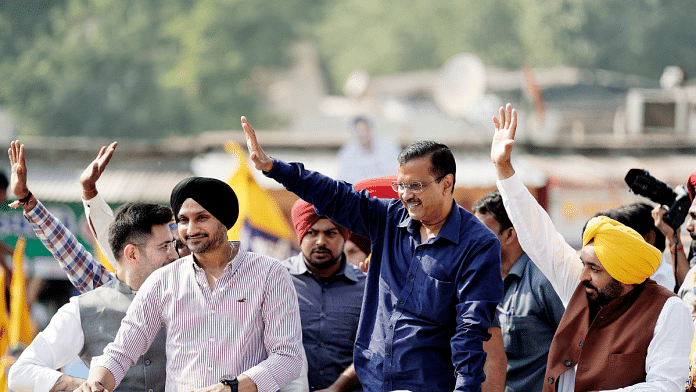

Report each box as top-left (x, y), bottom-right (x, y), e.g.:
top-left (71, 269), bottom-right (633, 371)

top-left (671, 243), bottom-right (684, 252)
top-left (18, 191), bottom-right (33, 204)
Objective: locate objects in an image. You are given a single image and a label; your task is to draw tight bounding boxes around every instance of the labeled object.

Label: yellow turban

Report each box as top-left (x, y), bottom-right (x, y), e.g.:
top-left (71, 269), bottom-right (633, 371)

top-left (582, 216), bottom-right (662, 284)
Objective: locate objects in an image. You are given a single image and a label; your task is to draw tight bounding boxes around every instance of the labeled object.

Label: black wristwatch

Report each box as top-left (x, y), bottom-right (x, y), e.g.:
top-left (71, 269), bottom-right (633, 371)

top-left (220, 375), bottom-right (238, 392)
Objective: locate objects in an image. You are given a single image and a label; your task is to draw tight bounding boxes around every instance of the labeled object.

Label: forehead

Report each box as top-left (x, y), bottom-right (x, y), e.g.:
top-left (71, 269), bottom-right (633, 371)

top-left (580, 243), bottom-right (603, 267)
top-left (690, 202), bottom-right (696, 216)
top-left (149, 223), bottom-right (174, 242)
top-left (309, 218), bottom-right (338, 231)
top-left (178, 198), bottom-right (207, 216)
top-left (397, 156), bottom-right (433, 181)
top-left (474, 212), bottom-right (500, 232)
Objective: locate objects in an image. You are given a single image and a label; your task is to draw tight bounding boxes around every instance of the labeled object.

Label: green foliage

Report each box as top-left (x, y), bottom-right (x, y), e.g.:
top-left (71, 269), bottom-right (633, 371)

top-left (0, 0), bottom-right (695, 137)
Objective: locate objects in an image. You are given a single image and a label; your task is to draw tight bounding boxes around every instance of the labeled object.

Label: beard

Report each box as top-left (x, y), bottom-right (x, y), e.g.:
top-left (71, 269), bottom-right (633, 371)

top-left (304, 246), bottom-right (342, 270)
top-left (185, 225), bottom-right (227, 254)
top-left (583, 278), bottom-right (624, 307)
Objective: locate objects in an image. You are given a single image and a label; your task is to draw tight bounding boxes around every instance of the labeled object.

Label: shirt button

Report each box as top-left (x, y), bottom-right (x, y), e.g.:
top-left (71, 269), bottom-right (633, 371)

top-left (320, 313), bottom-right (326, 318)
top-left (319, 370), bottom-right (324, 375)
top-left (208, 367), bottom-right (213, 371)
top-left (398, 300), bottom-right (404, 304)
top-left (322, 287), bottom-right (327, 292)
top-left (209, 337), bottom-right (214, 342)
top-left (408, 274), bottom-right (414, 279)
top-left (149, 389), bottom-right (154, 392)
top-left (389, 325), bottom-right (393, 329)
top-left (564, 359), bottom-right (572, 367)
top-left (144, 359), bottom-right (151, 366)
top-left (548, 377), bottom-right (554, 383)
top-left (386, 353), bottom-right (391, 357)
top-left (319, 342), bottom-right (324, 347)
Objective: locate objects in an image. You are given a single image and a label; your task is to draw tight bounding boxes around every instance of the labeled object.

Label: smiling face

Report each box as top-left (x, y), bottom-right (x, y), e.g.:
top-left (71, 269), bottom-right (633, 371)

top-left (579, 243), bottom-right (630, 306)
top-left (176, 198), bottom-right (228, 255)
top-left (300, 218), bottom-right (345, 274)
top-left (396, 156), bottom-right (452, 225)
top-left (131, 223), bottom-right (179, 286)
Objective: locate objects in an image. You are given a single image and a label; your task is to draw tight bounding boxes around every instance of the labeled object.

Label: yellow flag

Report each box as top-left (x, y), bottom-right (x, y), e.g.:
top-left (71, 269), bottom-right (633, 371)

top-left (8, 238), bottom-right (34, 346)
top-left (93, 240), bottom-right (115, 273)
top-left (0, 355), bottom-right (15, 392)
top-left (224, 141), bottom-right (295, 260)
top-left (0, 268), bottom-right (9, 357)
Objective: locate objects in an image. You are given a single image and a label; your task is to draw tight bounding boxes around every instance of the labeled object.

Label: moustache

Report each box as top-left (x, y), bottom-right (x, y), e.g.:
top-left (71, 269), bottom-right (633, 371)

top-left (185, 234), bottom-right (207, 241)
top-left (582, 280), bottom-right (597, 291)
top-left (311, 246), bottom-right (331, 253)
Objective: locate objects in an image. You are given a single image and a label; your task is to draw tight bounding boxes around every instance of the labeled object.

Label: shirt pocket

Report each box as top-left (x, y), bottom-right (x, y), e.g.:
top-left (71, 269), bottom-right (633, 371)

top-left (504, 315), bottom-right (552, 358)
top-left (326, 305), bottom-right (361, 349)
top-left (410, 272), bottom-right (455, 324)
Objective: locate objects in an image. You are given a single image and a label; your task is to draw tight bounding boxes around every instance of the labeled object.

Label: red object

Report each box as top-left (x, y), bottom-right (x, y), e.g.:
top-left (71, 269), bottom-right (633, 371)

top-left (688, 172), bottom-right (696, 201)
top-left (354, 175), bottom-right (399, 199)
top-left (290, 199), bottom-right (350, 244)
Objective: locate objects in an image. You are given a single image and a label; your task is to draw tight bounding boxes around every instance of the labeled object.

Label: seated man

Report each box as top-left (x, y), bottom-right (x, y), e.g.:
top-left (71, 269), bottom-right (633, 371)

top-left (492, 104), bottom-right (693, 391)
top-left (7, 139), bottom-right (176, 392)
top-left (78, 177), bottom-right (303, 392)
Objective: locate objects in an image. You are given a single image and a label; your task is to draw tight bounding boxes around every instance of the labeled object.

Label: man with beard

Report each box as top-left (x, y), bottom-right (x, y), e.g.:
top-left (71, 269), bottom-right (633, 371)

top-left (76, 177), bottom-right (303, 392)
top-left (282, 199), bottom-right (365, 391)
top-left (491, 104), bottom-right (693, 391)
top-left (243, 117), bottom-right (503, 392)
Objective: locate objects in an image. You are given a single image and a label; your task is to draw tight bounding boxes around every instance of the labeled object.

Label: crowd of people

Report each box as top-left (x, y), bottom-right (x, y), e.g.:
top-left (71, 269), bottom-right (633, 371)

top-left (2, 104), bottom-right (696, 392)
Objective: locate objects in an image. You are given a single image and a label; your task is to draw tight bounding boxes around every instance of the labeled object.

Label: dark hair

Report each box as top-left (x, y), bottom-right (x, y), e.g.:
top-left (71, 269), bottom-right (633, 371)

top-left (472, 190), bottom-right (512, 233)
top-left (109, 203), bottom-right (174, 259)
top-left (352, 116), bottom-right (371, 128)
top-left (0, 172), bottom-right (8, 190)
top-left (584, 202), bottom-right (666, 251)
top-left (397, 140), bottom-right (456, 191)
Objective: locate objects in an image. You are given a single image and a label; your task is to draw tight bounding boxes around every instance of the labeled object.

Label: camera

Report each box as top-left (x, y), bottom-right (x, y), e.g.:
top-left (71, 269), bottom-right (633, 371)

top-left (625, 168), bottom-right (691, 230)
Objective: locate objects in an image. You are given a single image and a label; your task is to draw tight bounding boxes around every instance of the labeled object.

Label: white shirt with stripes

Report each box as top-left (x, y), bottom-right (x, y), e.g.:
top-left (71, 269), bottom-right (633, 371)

top-left (91, 241), bottom-right (303, 392)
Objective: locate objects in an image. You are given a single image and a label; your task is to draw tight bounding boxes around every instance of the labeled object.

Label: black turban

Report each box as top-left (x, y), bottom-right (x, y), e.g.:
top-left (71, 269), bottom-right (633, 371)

top-left (170, 177), bottom-right (239, 230)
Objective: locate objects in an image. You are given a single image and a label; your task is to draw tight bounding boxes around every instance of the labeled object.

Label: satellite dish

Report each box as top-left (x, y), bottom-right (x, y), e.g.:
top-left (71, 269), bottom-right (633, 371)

top-left (344, 69), bottom-right (370, 98)
top-left (433, 53), bottom-right (486, 117)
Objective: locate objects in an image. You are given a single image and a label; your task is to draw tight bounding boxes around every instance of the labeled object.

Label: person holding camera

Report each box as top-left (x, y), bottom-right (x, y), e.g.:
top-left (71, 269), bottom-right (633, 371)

top-left (492, 104), bottom-right (693, 392)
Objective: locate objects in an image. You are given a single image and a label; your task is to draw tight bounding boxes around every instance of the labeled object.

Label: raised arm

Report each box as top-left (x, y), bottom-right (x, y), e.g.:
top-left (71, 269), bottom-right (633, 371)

top-left (80, 142), bottom-right (118, 266)
top-left (242, 116), bottom-right (273, 172)
top-left (490, 107), bottom-right (581, 304)
top-left (8, 140), bottom-right (113, 293)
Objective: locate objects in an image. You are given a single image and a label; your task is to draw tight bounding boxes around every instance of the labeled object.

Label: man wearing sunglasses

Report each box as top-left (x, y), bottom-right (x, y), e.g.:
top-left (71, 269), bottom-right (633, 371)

top-left (6, 141), bottom-right (178, 392)
top-left (243, 118), bottom-right (503, 392)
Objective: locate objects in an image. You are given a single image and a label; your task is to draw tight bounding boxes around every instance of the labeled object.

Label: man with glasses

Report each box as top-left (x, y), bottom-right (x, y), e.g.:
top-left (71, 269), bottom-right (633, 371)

top-left (6, 141), bottom-right (177, 392)
top-left (243, 118), bottom-right (503, 392)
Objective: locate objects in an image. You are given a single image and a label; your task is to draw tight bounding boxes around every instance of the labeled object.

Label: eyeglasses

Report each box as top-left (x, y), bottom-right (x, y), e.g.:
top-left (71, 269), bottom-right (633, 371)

top-left (132, 239), bottom-right (178, 254)
top-left (391, 175), bottom-right (446, 193)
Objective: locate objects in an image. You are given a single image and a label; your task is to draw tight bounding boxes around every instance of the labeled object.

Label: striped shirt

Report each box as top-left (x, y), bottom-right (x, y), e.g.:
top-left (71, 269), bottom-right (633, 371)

top-left (24, 200), bottom-right (113, 293)
top-left (92, 242), bottom-right (303, 392)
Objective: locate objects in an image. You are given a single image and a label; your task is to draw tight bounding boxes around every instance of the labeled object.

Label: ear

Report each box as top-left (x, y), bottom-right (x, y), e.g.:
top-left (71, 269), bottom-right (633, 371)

top-left (501, 226), bottom-right (517, 246)
top-left (123, 244), bottom-right (140, 266)
top-left (643, 230), bottom-right (656, 246)
top-left (442, 174), bottom-right (454, 194)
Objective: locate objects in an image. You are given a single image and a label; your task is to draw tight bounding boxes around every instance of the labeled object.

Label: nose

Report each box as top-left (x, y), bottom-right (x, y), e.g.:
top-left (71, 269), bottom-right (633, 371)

top-left (315, 233), bottom-right (327, 246)
top-left (687, 216), bottom-right (695, 234)
top-left (400, 187), bottom-right (415, 201)
top-left (579, 264), bottom-right (592, 284)
top-left (167, 244), bottom-right (179, 260)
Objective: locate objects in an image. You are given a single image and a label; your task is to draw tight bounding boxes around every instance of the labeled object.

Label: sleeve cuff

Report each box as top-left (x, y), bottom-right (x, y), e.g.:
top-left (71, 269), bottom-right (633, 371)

top-left (23, 199), bottom-right (45, 222)
top-left (90, 356), bottom-right (125, 389)
top-left (242, 365), bottom-right (278, 392)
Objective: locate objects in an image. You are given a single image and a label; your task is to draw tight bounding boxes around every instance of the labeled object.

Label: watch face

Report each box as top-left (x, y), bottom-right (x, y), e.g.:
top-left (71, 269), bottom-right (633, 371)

top-left (221, 375), bottom-right (238, 386)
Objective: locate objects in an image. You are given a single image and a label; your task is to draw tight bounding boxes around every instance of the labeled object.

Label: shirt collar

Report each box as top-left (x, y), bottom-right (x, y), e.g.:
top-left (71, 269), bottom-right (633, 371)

top-left (188, 240), bottom-right (243, 273)
top-left (507, 253), bottom-right (530, 279)
top-left (397, 199), bottom-right (461, 245)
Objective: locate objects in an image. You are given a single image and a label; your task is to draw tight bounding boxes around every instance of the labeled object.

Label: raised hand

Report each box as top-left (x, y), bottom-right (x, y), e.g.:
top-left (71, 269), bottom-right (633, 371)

top-left (241, 116), bottom-right (273, 172)
top-left (491, 104), bottom-right (517, 180)
top-left (80, 141), bottom-right (117, 199)
top-left (8, 140), bottom-right (30, 201)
